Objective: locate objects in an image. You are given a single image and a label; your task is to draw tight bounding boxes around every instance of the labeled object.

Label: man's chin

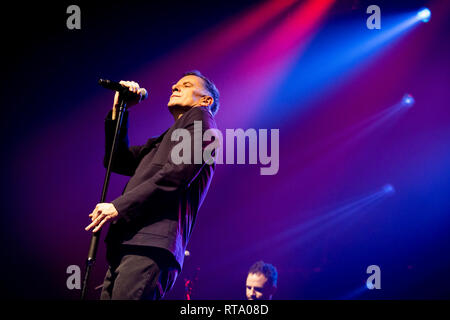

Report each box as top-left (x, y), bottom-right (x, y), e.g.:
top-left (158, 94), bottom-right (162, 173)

top-left (168, 104), bottom-right (191, 113)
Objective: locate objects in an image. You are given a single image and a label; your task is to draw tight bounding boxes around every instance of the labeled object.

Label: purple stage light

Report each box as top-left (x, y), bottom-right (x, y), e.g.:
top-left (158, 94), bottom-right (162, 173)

top-left (401, 93), bottom-right (415, 107)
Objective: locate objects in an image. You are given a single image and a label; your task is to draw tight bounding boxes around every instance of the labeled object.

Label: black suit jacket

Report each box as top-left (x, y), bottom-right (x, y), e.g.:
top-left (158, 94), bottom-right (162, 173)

top-left (103, 106), bottom-right (217, 270)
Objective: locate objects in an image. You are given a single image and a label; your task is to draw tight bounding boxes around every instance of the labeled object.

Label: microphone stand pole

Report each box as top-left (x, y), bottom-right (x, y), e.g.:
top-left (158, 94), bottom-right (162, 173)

top-left (80, 93), bottom-right (128, 300)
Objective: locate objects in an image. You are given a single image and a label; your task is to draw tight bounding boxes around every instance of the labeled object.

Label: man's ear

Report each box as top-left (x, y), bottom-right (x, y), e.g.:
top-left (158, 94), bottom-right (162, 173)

top-left (201, 95), bottom-right (213, 107)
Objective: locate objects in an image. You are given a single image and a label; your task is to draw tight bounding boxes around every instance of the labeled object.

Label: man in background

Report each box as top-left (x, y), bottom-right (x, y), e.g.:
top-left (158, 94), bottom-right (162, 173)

top-left (246, 260), bottom-right (278, 300)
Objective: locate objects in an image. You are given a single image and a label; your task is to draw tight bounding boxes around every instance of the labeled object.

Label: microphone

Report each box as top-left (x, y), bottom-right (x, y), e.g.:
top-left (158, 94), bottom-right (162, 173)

top-left (98, 79), bottom-right (148, 102)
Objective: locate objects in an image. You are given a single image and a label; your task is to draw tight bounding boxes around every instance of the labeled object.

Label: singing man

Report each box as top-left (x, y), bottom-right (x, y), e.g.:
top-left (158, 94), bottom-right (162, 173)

top-left (85, 70), bottom-right (219, 300)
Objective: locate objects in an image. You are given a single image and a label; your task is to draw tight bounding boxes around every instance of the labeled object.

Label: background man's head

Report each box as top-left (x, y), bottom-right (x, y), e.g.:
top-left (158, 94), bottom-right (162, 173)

top-left (168, 70), bottom-right (220, 116)
top-left (246, 260), bottom-right (278, 300)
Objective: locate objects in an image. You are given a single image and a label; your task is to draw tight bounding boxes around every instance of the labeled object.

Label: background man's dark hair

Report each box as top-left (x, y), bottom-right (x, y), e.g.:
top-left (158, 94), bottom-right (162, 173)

top-left (183, 70), bottom-right (220, 116)
top-left (248, 260), bottom-right (278, 288)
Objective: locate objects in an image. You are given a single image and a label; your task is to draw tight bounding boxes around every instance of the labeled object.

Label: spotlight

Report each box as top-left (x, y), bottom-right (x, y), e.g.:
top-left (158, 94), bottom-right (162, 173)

top-left (401, 93), bottom-right (415, 107)
top-left (382, 184), bottom-right (395, 195)
top-left (417, 8), bottom-right (431, 23)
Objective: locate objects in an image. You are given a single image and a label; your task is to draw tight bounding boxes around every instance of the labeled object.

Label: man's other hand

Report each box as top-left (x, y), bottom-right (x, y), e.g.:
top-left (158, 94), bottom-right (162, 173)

top-left (85, 203), bottom-right (119, 233)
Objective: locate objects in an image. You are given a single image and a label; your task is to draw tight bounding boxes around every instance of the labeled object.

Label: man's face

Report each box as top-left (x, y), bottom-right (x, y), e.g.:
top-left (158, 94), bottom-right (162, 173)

top-left (246, 272), bottom-right (274, 300)
top-left (168, 75), bottom-right (211, 109)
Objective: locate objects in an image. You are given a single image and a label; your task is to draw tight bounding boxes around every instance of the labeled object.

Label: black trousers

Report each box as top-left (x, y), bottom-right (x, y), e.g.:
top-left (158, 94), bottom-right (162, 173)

top-left (100, 245), bottom-right (179, 300)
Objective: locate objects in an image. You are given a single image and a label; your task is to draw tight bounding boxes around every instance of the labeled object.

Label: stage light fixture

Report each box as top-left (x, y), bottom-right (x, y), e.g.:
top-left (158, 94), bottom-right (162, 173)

top-left (382, 184), bottom-right (395, 195)
top-left (417, 8), bottom-right (431, 23)
top-left (401, 93), bottom-right (415, 107)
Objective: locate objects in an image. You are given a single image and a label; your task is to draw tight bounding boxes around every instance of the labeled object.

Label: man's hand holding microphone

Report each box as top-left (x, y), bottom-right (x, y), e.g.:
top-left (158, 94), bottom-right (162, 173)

top-left (111, 80), bottom-right (148, 120)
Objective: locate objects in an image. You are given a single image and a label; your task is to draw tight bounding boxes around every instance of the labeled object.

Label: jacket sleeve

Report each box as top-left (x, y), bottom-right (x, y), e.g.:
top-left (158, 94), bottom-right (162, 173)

top-left (104, 110), bottom-right (156, 176)
top-left (111, 108), bottom-right (217, 222)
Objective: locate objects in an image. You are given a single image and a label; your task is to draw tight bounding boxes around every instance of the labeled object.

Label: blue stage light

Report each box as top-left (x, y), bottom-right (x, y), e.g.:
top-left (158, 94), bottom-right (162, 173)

top-left (417, 8), bottom-right (431, 23)
top-left (382, 184), bottom-right (395, 195)
top-left (401, 93), bottom-right (415, 107)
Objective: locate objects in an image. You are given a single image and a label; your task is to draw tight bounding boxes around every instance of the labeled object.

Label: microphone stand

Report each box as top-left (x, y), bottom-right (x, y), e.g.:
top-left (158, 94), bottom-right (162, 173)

top-left (80, 92), bottom-right (128, 300)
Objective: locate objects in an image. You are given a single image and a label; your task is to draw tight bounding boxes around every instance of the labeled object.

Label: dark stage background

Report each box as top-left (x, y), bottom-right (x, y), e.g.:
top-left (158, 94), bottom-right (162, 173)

top-left (0, 0), bottom-right (449, 300)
